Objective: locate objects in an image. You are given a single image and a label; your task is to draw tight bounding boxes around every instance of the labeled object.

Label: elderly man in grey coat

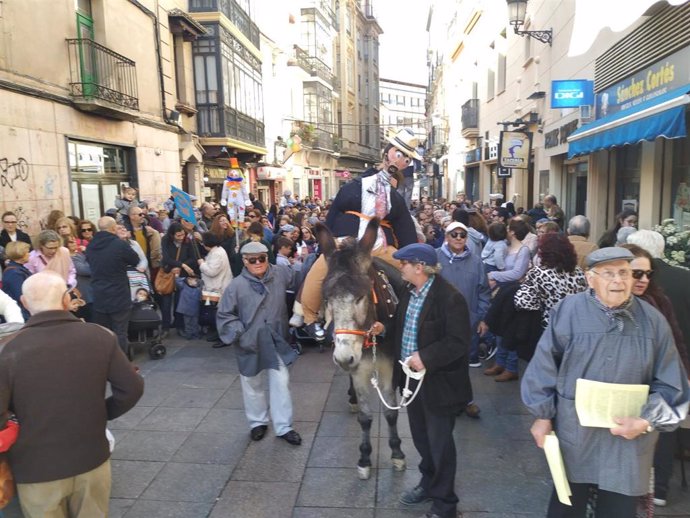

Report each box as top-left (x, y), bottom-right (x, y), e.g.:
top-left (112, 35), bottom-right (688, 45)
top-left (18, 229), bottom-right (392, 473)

top-left (216, 241), bottom-right (302, 446)
top-left (522, 247), bottom-right (690, 517)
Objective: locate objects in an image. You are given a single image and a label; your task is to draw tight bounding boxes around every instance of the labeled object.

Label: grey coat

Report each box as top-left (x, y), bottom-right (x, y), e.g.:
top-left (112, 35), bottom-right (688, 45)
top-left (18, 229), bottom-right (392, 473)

top-left (216, 264), bottom-right (297, 376)
top-left (521, 291), bottom-right (690, 496)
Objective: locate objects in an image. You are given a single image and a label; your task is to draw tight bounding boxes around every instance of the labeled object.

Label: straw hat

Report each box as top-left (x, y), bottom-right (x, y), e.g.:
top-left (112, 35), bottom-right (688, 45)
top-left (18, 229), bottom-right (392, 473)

top-left (386, 128), bottom-right (422, 160)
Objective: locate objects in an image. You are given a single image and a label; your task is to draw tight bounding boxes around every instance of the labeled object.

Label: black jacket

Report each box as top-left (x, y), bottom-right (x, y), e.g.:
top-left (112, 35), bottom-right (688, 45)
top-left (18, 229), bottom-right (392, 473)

top-left (653, 258), bottom-right (690, 360)
top-left (326, 168), bottom-right (417, 248)
top-left (85, 231), bottom-right (139, 313)
top-left (0, 229), bottom-right (32, 250)
top-left (392, 275), bottom-right (473, 415)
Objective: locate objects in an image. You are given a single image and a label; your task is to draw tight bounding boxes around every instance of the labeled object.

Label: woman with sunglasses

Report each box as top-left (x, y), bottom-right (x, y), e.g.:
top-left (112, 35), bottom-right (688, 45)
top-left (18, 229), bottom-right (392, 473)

top-left (77, 219), bottom-right (96, 249)
top-left (620, 244), bottom-right (690, 509)
top-left (55, 217), bottom-right (82, 252)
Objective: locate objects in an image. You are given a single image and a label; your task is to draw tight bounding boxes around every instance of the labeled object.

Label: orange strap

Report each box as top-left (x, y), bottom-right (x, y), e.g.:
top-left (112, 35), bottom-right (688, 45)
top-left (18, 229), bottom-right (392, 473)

top-left (344, 211), bottom-right (398, 248)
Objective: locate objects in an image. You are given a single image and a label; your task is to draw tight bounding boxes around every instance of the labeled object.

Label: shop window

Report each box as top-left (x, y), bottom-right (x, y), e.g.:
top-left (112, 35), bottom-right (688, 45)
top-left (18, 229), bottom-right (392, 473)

top-left (615, 144), bottom-right (641, 214)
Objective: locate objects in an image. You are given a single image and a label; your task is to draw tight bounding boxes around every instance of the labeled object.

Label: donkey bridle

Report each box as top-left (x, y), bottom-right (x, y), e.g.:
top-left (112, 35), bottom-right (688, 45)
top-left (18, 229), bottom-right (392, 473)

top-left (333, 286), bottom-right (379, 348)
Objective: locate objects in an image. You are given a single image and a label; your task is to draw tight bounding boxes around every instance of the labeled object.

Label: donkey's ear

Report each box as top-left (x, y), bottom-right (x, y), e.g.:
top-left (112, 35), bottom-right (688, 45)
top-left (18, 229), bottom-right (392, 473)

top-left (358, 217), bottom-right (380, 256)
top-left (314, 222), bottom-right (336, 258)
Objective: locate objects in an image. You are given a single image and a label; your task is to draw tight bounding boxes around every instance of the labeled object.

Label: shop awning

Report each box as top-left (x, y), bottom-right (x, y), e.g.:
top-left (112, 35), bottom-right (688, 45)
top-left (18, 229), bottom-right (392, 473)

top-left (567, 85), bottom-right (690, 158)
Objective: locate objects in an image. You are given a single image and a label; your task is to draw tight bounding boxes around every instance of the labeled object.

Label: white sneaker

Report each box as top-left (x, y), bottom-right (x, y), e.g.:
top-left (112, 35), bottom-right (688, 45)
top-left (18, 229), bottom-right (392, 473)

top-left (653, 497), bottom-right (667, 507)
top-left (289, 313), bottom-right (304, 327)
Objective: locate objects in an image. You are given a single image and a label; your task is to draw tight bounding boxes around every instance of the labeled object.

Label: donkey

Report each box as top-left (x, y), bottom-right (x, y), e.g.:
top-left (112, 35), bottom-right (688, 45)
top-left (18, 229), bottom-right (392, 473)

top-left (316, 218), bottom-right (406, 480)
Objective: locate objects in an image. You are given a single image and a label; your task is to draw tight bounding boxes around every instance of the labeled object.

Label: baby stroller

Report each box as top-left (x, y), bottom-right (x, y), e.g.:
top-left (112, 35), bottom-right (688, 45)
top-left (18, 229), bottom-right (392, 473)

top-left (126, 271), bottom-right (166, 360)
top-left (128, 297), bottom-right (166, 360)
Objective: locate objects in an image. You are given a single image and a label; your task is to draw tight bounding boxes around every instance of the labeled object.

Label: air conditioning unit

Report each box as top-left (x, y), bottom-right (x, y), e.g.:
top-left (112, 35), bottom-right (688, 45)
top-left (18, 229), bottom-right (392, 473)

top-left (580, 105), bottom-right (593, 122)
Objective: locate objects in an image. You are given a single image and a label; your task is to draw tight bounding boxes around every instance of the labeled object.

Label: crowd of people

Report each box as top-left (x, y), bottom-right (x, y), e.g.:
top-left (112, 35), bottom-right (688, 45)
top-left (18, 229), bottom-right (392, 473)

top-left (0, 125), bottom-right (689, 516)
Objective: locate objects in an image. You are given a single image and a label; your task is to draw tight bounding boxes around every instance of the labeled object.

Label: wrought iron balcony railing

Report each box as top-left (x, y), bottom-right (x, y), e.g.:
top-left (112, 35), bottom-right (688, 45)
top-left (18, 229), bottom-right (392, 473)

top-left (197, 104), bottom-right (265, 146)
top-left (461, 98), bottom-right (479, 137)
top-left (67, 38), bottom-right (139, 111)
top-left (290, 45), bottom-right (335, 85)
top-left (189, 0), bottom-right (260, 49)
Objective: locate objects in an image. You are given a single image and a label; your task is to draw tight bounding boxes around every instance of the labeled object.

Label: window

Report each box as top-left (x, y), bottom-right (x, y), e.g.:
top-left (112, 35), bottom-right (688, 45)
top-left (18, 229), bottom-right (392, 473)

top-left (671, 127), bottom-right (690, 225)
top-left (615, 144), bottom-right (641, 214)
top-left (487, 69), bottom-right (495, 100)
top-left (497, 53), bottom-right (506, 94)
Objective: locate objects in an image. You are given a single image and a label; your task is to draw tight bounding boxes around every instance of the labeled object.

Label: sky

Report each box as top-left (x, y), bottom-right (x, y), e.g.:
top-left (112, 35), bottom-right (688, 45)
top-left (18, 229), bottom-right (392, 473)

top-left (376, 0), bottom-right (431, 84)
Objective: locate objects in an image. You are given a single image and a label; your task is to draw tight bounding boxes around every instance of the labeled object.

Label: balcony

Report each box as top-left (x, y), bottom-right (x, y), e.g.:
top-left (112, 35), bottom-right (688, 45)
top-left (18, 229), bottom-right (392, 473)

top-left (302, 0), bottom-right (336, 26)
top-left (461, 99), bottom-right (479, 138)
top-left (189, 0), bottom-right (260, 49)
top-left (197, 105), bottom-right (265, 147)
top-left (289, 45), bottom-right (335, 85)
top-left (311, 128), bottom-right (335, 152)
top-left (66, 38), bottom-right (139, 120)
top-left (360, 0), bottom-right (375, 19)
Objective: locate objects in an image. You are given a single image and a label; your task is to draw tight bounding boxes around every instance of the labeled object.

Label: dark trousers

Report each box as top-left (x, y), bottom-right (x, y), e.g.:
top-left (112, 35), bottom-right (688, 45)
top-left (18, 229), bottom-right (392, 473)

top-left (407, 389), bottom-right (458, 518)
top-left (160, 292), bottom-right (183, 331)
top-left (547, 483), bottom-right (637, 517)
top-left (93, 308), bottom-right (131, 354)
top-left (654, 430), bottom-right (676, 497)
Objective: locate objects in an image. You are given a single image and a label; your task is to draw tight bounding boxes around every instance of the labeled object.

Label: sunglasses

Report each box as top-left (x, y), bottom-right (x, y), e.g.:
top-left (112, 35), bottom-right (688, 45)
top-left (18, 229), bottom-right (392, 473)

top-left (448, 231), bottom-right (467, 239)
top-left (244, 255), bottom-right (268, 264)
top-left (80, 227), bottom-right (93, 232)
top-left (631, 269), bottom-right (654, 280)
top-left (3, 220), bottom-right (17, 224)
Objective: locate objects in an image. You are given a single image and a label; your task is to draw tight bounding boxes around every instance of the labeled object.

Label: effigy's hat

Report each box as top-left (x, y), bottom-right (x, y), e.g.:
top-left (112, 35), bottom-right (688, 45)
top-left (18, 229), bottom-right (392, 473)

top-left (386, 128), bottom-right (422, 160)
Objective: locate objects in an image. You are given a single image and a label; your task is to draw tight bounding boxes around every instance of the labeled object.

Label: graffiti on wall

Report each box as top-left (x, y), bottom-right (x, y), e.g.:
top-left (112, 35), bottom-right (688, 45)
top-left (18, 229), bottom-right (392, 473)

top-left (0, 157), bottom-right (30, 189)
top-left (12, 206), bottom-right (31, 232)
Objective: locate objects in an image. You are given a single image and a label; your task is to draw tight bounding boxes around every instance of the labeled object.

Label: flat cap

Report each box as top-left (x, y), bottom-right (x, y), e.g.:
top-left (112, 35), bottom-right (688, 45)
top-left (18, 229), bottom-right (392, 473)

top-left (585, 247), bottom-right (634, 269)
top-left (280, 224), bottom-right (296, 233)
top-left (393, 243), bottom-right (438, 266)
top-left (240, 241), bottom-right (268, 255)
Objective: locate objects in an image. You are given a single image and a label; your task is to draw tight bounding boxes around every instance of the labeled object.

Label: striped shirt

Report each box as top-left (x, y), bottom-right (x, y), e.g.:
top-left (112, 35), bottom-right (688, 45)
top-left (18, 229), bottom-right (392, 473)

top-left (401, 275), bottom-right (435, 360)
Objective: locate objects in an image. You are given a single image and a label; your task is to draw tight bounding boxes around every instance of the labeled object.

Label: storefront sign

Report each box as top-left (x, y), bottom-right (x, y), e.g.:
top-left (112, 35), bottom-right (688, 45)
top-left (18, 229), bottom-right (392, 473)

top-left (306, 168), bottom-right (322, 178)
top-left (256, 166), bottom-right (286, 180)
top-left (498, 131), bottom-right (533, 170)
top-left (334, 170), bottom-right (351, 179)
top-left (595, 46), bottom-right (690, 118)
top-left (204, 166), bottom-right (228, 180)
top-left (544, 119), bottom-right (580, 149)
top-left (497, 167), bottom-right (512, 178)
top-left (551, 80), bottom-right (594, 108)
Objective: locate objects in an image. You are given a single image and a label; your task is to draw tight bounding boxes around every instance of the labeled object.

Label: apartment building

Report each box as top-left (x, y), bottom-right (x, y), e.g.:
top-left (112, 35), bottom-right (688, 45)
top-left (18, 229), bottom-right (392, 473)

top-left (0, 0), bottom-right (205, 232)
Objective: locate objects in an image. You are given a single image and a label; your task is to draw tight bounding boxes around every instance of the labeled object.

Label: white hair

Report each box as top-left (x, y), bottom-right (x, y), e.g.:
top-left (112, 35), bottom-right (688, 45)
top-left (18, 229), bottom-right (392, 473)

top-left (626, 230), bottom-right (665, 259)
top-left (22, 271), bottom-right (67, 314)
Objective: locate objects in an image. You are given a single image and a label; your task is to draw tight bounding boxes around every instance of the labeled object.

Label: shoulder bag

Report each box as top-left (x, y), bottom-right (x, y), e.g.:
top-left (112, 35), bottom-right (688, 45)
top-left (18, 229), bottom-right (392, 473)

top-left (155, 245), bottom-right (181, 295)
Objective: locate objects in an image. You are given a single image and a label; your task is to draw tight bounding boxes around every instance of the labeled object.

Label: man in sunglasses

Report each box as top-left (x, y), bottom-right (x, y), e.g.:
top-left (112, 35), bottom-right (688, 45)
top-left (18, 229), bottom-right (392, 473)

top-left (522, 247), bottom-right (689, 516)
top-left (0, 211), bottom-right (32, 269)
top-left (436, 221), bottom-right (490, 396)
top-left (216, 241), bottom-right (302, 446)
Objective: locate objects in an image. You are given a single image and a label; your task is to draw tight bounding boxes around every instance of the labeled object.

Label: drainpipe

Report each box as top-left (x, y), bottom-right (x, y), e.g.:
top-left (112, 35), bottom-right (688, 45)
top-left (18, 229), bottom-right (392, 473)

top-left (128, 0), bottom-right (173, 125)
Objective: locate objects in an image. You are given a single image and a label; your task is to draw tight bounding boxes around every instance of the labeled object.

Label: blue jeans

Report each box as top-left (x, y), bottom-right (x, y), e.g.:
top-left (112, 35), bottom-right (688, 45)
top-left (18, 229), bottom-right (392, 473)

top-left (469, 332), bottom-right (479, 362)
top-left (494, 337), bottom-right (518, 373)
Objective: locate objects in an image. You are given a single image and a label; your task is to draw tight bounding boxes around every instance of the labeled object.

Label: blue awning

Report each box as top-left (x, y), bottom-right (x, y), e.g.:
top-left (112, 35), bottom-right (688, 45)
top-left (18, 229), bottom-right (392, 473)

top-left (567, 85), bottom-right (690, 158)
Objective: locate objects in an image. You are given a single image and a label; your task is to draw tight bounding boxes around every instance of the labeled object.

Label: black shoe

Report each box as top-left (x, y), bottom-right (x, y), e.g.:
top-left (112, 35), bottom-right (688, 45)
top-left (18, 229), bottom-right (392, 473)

top-left (305, 322), bottom-right (326, 342)
top-left (250, 425), bottom-right (268, 441)
top-left (212, 342), bottom-right (230, 348)
top-left (206, 333), bottom-right (220, 342)
top-left (278, 430), bottom-right (302, 445)
top-left (399, 485), bottom-right (430, 505)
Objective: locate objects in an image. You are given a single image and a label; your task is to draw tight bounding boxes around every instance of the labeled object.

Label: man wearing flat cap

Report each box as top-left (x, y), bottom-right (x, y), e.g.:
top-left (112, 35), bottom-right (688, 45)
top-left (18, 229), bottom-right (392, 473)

top-left (293, 128), bottom-right (420, 341)
top-left (391, 243), bottom-right (472, 518)
top-left (522, 247), bottom-right (690, 517)
top-left (216, 241), bottom-right (302, 446)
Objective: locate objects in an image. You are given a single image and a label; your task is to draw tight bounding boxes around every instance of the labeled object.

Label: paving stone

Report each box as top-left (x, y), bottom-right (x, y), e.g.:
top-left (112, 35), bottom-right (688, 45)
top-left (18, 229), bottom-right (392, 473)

top-left (296, 467), bottom-right (377, 508)
top-left (231, 429), bottom-right (314, 482)
top-left (108, 498), bottom-right (135, 518)
top-left (140, 462), bottom-right (230, 502)
top-left (291, 381), bottom-right (331, 422)
top-left (374, 465), bottom-right (424, 509)
top-left (292, 507), bottom-right (375, 518)
top-left (172, 432), bottom-right (249, 465)
top-left (308, 435), bottom-right (378, 469)
top-left (108, 405), bottom-right (155, 430)
top-left (110, 430), bottom-right (190, 462)
top-left (195, 408), bottom-right (249, 435)
top-left (317, 411), bottom-right (380, 437)
top-left (180, 372), bottom-right (237, 390)
top-left (135, 406), bottom-right (210, 432)
top-left (159, 387), bottom-right (225, 408)
top-left (211, 480), bottom-right (299, 518)
top-left (290, 350), bottom-right (337, 382)
top-left (110, 460), bottom-right (164, 499)
top-left (123, 499), bottom-right (214, 518)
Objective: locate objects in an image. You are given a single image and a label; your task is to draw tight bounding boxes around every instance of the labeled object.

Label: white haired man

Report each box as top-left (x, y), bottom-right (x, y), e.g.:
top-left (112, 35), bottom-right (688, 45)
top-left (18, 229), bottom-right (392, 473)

top-left (0, 271), bottom-right (143, 517)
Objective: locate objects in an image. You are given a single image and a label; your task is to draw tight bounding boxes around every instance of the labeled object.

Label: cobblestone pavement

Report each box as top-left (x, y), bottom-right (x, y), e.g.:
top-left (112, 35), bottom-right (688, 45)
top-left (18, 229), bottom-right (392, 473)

top-left (5, 336), bottom-right (690, 517)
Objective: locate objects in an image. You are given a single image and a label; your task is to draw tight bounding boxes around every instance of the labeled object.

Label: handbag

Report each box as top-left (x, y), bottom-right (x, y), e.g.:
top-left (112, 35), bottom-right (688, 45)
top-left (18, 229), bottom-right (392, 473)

top-left (155, 246), bottom-right (181, 295)
top-left (0, 454), bottom-right (15, 508)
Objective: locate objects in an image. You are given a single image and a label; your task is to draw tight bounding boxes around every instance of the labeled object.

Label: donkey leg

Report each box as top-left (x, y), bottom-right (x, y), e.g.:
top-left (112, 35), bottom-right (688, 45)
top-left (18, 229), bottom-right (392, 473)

top-left (347, 375), bottom-right (359, 413)
top-left (352, 371), bottom-right (374, 480)
top-left (379, 360), bottom-right (406, 471)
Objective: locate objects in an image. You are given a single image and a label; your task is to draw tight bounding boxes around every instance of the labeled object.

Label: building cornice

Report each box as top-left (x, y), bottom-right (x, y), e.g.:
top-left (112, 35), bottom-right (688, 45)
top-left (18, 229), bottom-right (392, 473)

top-left (200, 137), bottom-right (267, 155)
top-left (190, 12), bottom-right (262, 61)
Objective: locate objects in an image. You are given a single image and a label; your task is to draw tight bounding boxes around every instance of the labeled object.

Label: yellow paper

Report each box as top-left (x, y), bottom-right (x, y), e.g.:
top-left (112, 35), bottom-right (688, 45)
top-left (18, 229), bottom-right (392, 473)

top-left (544, 433), bottom-right (572, 506)
top-left (575, 378), bottom-right (649, 428)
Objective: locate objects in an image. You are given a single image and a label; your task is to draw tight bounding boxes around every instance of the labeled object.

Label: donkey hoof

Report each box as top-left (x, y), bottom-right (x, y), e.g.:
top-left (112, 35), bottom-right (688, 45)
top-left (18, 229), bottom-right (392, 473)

top-left (349, 403), bottom-right (360, 413)
top-left (392, 458), bottom-right (406, 471)
top-left (357, 466), bottom-right (371, 480)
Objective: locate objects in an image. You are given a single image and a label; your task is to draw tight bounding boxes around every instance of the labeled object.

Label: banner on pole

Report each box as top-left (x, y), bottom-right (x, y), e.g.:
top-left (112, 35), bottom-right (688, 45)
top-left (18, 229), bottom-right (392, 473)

top-left (499, 131), bottom-right (533, 170)
top-left (171, 185), bottom-right (197, 225)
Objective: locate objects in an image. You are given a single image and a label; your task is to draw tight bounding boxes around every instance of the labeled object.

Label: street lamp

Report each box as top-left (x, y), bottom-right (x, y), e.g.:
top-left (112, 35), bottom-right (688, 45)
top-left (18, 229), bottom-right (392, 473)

top-left (506, 0), bottom-right (552, 46)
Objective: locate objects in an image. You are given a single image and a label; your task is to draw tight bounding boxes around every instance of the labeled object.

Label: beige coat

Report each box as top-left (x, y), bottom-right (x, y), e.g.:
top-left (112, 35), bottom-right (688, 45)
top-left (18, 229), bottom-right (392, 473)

top-left (568, 235), bottom-right (598, 269)
top-left (199, 246), bottom-right (232, 294)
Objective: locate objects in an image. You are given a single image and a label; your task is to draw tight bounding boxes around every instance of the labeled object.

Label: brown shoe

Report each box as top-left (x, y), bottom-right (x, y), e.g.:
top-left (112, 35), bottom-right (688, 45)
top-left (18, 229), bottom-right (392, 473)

top-left (494, 370), bottom-right (518, 382)
top-left (465, 403), bottom-right (481, 418)
top-left (484, 364), bottom-right (505, 376)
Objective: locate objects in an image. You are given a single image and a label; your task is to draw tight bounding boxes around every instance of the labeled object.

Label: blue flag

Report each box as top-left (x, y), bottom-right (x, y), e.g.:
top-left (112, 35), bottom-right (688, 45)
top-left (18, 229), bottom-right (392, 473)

top-left (170, 186), bottom-right (197, 225)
